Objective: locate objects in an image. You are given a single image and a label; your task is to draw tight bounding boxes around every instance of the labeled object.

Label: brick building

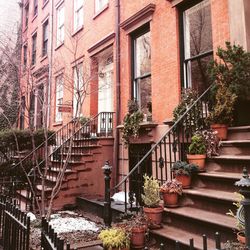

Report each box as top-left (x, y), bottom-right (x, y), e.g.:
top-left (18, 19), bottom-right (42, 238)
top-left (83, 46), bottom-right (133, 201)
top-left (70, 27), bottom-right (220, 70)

top-left (20, 0), bottom-right (250, 182)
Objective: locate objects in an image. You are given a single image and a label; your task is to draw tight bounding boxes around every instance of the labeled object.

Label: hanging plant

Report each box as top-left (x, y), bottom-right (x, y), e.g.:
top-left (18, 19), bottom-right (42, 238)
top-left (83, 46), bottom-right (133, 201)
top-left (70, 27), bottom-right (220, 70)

top-left (122, 100), bottom-right (143, 146)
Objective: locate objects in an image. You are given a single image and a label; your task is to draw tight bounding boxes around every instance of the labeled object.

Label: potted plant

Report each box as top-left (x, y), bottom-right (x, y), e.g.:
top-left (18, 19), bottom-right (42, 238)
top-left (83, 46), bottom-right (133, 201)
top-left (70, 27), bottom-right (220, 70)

top-left (98, 228), bottom-right (130, 250)
top-left (227, 192), bottom-right (245, 244)
top-left (141, 175), bottom-right (163, 229)
top-left (202, 129), bottom-right (220, 158)
top-left (160, 179), bottom-right (182, 207)
top-left (187, 133), bottom-right (207, 170)
top-left (122, 100), bottom-right (143, 146)
top-left (207, 84), bottom-right (237, 140)
top-left (171, 161), bottom-right (199, 188)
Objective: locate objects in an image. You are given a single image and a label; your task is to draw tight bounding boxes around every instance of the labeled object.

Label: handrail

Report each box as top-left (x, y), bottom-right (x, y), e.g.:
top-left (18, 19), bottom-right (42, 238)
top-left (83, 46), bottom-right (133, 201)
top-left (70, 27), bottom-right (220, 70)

top-left (113, 84), bottom-right (214, 190)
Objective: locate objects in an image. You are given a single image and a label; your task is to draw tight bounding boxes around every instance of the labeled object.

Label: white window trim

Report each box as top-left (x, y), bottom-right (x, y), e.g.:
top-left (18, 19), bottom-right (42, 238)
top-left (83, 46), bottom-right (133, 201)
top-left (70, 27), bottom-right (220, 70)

top-left (74, 0), bottom-right (84, 32)
top-left (55, 76), bottom-right (64, 122)
top-left (56, 3), bottom-right (65, 46)
top-left (95, 0), bottom-right (108, 13)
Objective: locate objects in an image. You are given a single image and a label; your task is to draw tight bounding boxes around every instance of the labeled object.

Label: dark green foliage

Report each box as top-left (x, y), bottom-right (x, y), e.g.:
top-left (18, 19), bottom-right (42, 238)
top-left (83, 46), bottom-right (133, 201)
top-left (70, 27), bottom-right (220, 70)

top-left (0, 129), bottom-right (55, 156)
top-left (171, 161), bottom-right (199, 176)
top-left (188, 133), bottom-right (206, 155)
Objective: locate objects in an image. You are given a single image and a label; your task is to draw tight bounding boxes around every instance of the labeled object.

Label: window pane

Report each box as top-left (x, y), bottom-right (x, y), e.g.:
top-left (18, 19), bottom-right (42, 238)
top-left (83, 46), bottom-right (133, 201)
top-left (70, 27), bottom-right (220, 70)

top-left (135, 31), bottom-right (151, 78)
top-left (184, 0), bottom-right (212, 58)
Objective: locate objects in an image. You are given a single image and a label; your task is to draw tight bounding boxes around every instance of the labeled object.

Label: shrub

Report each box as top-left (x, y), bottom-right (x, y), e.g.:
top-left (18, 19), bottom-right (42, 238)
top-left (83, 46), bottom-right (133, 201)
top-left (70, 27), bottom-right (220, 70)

top-left (160, 179), bottom-right (182, 195)
top-left (171, 161), bottom-right (199, 176)
top-left (188, 133), bottom-right (206, 155)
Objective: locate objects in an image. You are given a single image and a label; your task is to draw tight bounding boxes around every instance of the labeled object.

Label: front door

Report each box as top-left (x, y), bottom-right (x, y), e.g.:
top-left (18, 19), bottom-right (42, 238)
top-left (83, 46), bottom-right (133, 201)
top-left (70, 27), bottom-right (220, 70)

top-left (129, 144), bottom-right (152, 205)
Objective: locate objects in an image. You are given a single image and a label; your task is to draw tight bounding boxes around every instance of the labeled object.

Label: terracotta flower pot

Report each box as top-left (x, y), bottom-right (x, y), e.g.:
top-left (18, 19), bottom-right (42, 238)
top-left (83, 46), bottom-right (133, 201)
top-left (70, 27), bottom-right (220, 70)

top-left (237, 231), bottom-right (246, 245)
top-left (162, 192), bottom-right (179, 207)
top-left (210, 124), bottom-right (228, 140)
top-left (130, 227), bottom-right (146, 249)
top-left (187, 154), bottom-right (206, 170)
top-left (143, 206), bottom-right (163, 228)
top-left (176, 174), bottom-right (191, 188)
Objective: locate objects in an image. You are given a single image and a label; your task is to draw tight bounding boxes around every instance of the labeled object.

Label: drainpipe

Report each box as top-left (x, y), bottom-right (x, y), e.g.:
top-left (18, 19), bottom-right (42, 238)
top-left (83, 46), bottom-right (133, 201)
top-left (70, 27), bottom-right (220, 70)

top-left (114, 0), bottom-right (121, 186)
top-left (47, 0), bottom-right (54, 128)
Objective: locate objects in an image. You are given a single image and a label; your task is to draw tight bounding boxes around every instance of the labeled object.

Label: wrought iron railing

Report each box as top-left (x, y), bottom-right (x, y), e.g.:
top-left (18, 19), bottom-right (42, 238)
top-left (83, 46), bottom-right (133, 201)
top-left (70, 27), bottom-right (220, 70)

top-left (112, 85), bottom-right (213, 214)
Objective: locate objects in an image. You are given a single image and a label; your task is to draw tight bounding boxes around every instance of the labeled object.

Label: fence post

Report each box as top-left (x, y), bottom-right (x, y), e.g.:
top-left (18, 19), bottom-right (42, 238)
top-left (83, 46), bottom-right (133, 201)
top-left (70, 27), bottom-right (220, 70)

top-left (235, 167), bottom-right (250, 249)
top-left (102, 161), bottom-right (112, 227)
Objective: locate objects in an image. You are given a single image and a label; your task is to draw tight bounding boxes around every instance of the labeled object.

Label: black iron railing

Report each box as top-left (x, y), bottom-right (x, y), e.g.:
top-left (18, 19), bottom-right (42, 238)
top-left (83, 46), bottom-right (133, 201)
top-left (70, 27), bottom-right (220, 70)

top-left (112, 85), bottom-right (213, 214)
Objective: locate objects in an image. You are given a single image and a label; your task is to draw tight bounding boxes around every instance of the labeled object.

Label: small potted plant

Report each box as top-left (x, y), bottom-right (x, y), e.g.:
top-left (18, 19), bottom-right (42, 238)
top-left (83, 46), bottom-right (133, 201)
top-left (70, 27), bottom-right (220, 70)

top-left (187, 133), bottom-right (206, 170)
top-left (141, 175), bottom-right (163, 229)
top-left (171, 161), bottom-right (199, 188)
top-left (160, 179), bottom-right (182, 207)
top-left (122, 100), bottom-right (143, 146)
top-left (98, 228), bottom-right (130, 250)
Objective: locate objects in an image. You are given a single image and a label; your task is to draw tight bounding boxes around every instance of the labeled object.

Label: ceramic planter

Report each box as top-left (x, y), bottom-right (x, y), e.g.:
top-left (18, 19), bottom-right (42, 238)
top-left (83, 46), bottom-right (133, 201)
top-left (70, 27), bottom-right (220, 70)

top-left (237, 231), bottom-right (246, 245)
top-left (143, 206), bottom-right (163, 228)
top-left (162, 192), bottom-right (179, 207)
top-left (210, 124), bottom-right (228, 140)
top-left (187, 154), bottom-right (206, 170)
top-left (176, 174), bottom-right (191, 188)
top-left (130, 227), bottom-right (146, 249)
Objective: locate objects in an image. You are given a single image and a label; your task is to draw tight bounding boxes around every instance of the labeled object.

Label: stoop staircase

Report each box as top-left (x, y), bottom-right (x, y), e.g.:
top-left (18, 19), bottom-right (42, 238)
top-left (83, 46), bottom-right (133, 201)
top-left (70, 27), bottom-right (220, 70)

top-left (14, 112), bottom-right (115, 211)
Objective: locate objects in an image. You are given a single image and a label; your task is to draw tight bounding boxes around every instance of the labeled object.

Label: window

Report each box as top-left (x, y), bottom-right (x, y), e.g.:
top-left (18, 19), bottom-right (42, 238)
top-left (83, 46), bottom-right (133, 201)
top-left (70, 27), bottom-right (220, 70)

top-left (33, 0), bottom-right (38, 16)
top-left (95, 0), bottom-right (108, 12)
top-left (55, 76), bottom-right (63, 122)
top-left (24, 4), bottom-right (29, 28)
top-left (23, 44), bottom-right (27, 68)
top-left (181, 0), bottom-right (213, 93)
top-left (42, 20), bottom-right (49, 56)
top-left (74, 0), bottom-right (83, 31)
top-left (132, 26), bottom-right (152, 116)
top-left (73, 63), bottom-right (83, 117)
top-left (32, 32), bottom-right (37, 65)
top-left (57, 4), bottom-right (65, 46)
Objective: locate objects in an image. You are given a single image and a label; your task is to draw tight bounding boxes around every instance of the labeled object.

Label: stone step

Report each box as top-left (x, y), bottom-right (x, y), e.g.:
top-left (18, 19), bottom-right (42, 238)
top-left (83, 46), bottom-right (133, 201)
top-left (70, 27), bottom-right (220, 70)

top-left (227, 126), bottom-right (250, 140)
top-left (164, 207), bottom-right (236, 242)
top-left (192, 171), bottom-right (241, 192)
top-left (219, 140), bottom-right (250, 155)
top-left (151, 225), bottom-right (216, 250)
top-left (181, 188), bottom-right (235, 214)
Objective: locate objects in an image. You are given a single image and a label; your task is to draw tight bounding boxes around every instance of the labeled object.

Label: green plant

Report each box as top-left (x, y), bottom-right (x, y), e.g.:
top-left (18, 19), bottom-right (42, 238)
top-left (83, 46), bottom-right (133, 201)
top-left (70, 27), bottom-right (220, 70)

top-left (171, 161), bottom-right (199, 176)
top-left (188, 133), bottom-right (206, 155)
top-left (141, 175), bottom-right (160, 208)
top-left (202, 129), bottom-right (220, 158)
top-left (98, 228), bottom-right (130, 250)
top-left (79, 116), bottom-right (90, 125)
top-left (122, 100), bottom-right (143, 146)
top-left (160, 179), bottom-right (182, 195)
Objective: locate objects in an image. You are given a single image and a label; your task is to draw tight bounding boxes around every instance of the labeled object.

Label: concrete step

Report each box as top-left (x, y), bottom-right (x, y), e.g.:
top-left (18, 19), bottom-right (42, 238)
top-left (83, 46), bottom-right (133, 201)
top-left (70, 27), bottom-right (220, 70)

top-left (219, 140), bottom-right (250, 155)
top-left (227, 126), bottom-right (250, 140)
top-left (181, 188), bottom-right (235, 214)
top-left (192, 171), bottom-right (241, 192)
top-left (151, 225), bottom-right (216, 250)
top-left (164, 207), bottom-right (236, 242)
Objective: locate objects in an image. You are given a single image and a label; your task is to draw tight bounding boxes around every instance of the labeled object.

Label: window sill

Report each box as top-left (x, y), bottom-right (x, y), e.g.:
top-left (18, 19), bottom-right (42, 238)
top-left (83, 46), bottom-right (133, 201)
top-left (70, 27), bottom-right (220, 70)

top-left (30, 64), bottom-right (36, 70)
top-left (93, 3), bottom-right (109, 20)
top-left (55, 42), bottom-right (64, 51)
top-left (40, 55), bottom-right (48, 62)
top-left (32, 14), bottom-right (38, 23)
top-left (23, 26), bottom-right (28, 33)
top-left (117, 121), bottom-right (158, 130)
top-left (42, 0), bottom-right (49, 9)
top-left (72, 26), bottom-right (84, 37)
top-left (53, 122), bottom-right (63, 127)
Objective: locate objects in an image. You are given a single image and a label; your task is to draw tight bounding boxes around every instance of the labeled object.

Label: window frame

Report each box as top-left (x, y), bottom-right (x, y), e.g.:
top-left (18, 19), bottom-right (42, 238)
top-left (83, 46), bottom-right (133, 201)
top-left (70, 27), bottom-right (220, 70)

top-left (31, 32), bottom-right (37, 65)
top-left (178, 0), bottom-right (213, 89)
top-left (24, 3), bottom-right (29, 28)
top-left (42, 19), bottom-right (49, 57)
top-left (56, 3), bottom-right (65, 46)
top-left (95, 0), bottom-right (108, 13)
top-left (23, 44), bottom-right (28, 69)
top-left (74, 0), bottom-right (84, 32)
top-left (33, 0), bottom-right (38, 17)
top-left (131, 23), bottom-right (151, 109)
top-left (55, 75), bottom-right (64, 122)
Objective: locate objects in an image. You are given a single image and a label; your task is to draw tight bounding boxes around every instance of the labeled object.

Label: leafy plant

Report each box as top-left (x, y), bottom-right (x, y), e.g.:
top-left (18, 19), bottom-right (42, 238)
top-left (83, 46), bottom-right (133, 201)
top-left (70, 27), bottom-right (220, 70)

top-left (122, 100), bottom-right (143, 146)
top-left (223, 241), bottom-right (245, 250)
top-left (160, 179), bottom-right (182, 195)
top-left (202, 129), bottom-right (220, 158)
top-left (171, 161), bottom-right (199, 176)
top-left (98, 228), bottom-right (130, 250)
top-left (188, 133), bottom-right (206, 155)
top-left (79, 116), bottom-right (90, 126)
top-left (141, 175), bottom-right (160, 208)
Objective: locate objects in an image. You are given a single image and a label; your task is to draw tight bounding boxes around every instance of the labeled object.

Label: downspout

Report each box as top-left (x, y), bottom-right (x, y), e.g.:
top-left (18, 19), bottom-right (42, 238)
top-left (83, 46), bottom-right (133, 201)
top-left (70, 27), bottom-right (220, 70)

top-left (47, 0), bottom-right (54, 128)
top-left (114, 0), bottom-right (121, 186)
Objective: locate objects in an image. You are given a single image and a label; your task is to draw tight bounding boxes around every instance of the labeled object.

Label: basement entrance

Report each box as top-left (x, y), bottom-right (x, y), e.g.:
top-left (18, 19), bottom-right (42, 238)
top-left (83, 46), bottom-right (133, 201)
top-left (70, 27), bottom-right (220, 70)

top-left (129, 143), bottom-right (152, 205)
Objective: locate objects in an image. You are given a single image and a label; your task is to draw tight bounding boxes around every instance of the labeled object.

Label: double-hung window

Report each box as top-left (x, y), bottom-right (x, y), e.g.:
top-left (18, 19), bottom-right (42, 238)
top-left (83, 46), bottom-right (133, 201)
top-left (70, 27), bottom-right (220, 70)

top-left (74, 0), bottom-right (83, 32)
top-left (32, 32), bottom-right (37, 65)
top-left (55, 75), bottom-right (64, 122)
top-left (33, 0), bottom-right (38, 16)
top-left (57, 4), bottom-right (65, 46)
top-left (42, 19), bottom-right (49, 56)
top-left (95, 0), bottom-right (108, 13)
top-left (73, 63), bottom-right (83, 117)
top-left (24, 4), bottom-right (29, 28)
top-left (23, 44), bottom-right (27, 69)
top-left (181, 0), bottom-right (213, 93)
top-left (132, 25), bottom-right (152, 116)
